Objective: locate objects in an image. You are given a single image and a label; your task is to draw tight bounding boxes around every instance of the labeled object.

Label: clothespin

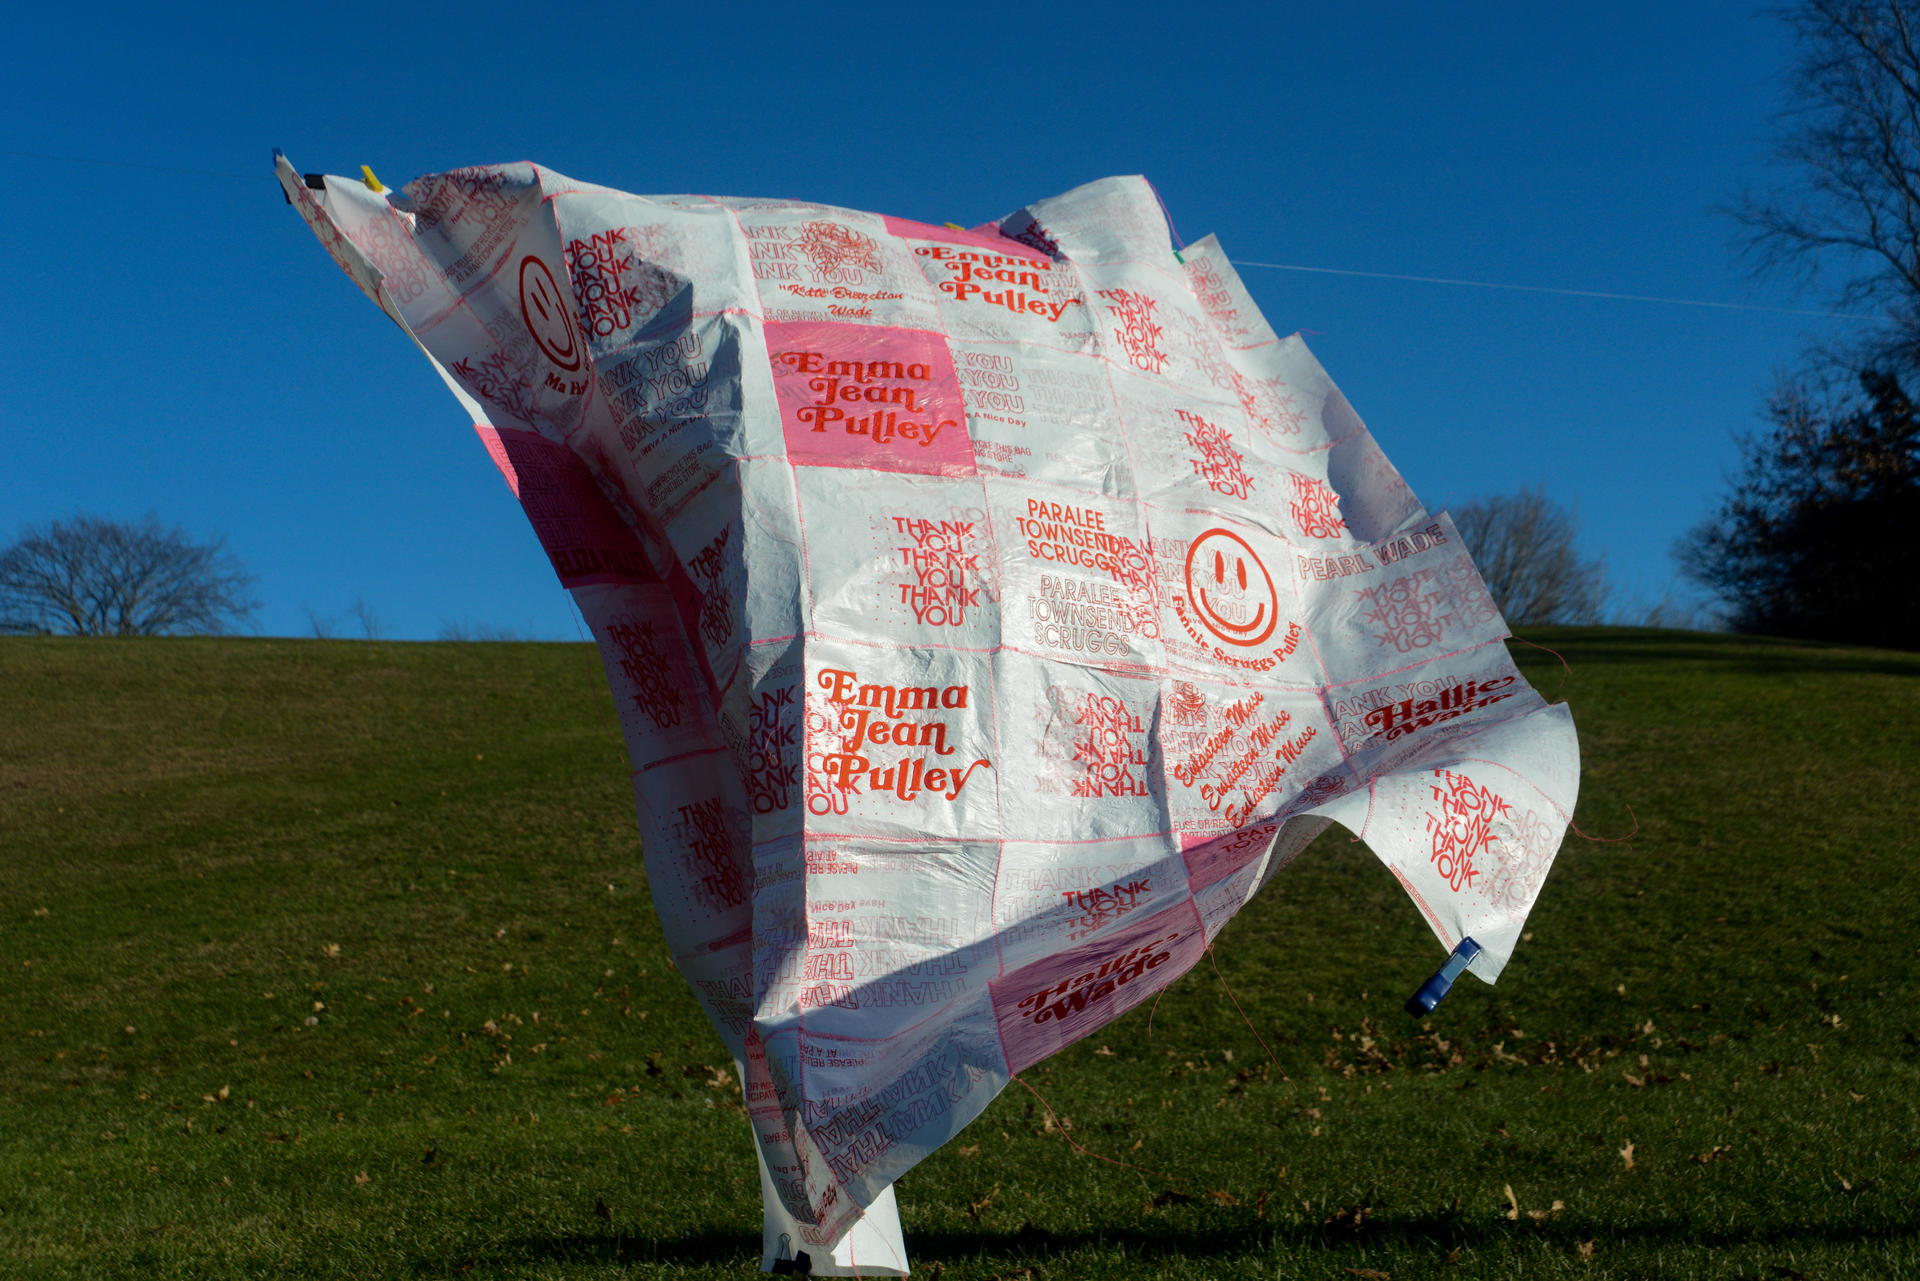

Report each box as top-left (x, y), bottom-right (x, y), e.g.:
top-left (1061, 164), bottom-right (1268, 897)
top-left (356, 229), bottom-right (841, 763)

top-left (944, 222), bottom-right (965, 231)
top-left (360, 165), bottom-right (385, 193)
top-left (1405, 937), bottom-right (1482, 1017)
top-left (1173, 248), bottom-right (1185, 265)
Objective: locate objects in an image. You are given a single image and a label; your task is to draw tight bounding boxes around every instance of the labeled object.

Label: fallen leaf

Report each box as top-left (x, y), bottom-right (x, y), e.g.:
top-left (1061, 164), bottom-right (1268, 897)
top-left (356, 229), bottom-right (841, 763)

top-left (1622, 1072), bottom-right (1645, 1088)
top-left (1207, 1189), bottom-right (1239, 1206)
top-left (353, 1171), bottom-right (370, 1186)
top-left (957, 1145), bottom-right (979, 1158)
top-left (1834, 1170), bottom-right (1853, 1191)
top-left (216, 1085), bottom-right (229, 1102)
top-left (1690, 1145), bottom-right (1732, 1164)
top-left (1619, 1141), bottom-right (1635, 1172)
top-left (323, 943), bottom-right (341, 959)
top-left (1577, 1238), bottom-right (1597, 1260)
top-left (968, 1184), bottom-right (1000, 1218)
top-left (1503, 1185), bottom-right (1520, 1220)
top-left (1093, 1045), bottom-right (1115, 1057)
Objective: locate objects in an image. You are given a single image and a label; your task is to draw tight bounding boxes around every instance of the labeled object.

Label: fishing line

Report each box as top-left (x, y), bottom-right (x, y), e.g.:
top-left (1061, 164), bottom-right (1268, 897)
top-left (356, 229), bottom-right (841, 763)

top-left (1229, 258), bottom-right (1882, 322)
top-left (13, 147), bottom-right (1877, 321)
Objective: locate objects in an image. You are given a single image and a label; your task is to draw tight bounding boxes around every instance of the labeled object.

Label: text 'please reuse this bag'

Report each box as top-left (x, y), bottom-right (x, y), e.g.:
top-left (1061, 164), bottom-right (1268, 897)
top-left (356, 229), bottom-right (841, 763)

top-left (281, 154), bottom-right (1579, 1276)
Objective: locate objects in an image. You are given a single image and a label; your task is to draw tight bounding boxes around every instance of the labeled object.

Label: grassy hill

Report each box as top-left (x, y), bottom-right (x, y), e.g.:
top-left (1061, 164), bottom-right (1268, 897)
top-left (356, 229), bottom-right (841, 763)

top-left (2, 630), bottom-right (1916, 1279)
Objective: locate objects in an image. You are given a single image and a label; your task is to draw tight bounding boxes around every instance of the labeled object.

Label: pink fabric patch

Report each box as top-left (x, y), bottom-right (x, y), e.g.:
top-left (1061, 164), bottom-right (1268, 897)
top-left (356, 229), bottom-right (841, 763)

top-left (990, 899), bottom-right (1205, 1075)
top-left (766, 321), bottom-right (974, 476)
top-left (1180, 820), bottom-right (1283, 892)
top-left (476, 425), bottom-right (654, 586)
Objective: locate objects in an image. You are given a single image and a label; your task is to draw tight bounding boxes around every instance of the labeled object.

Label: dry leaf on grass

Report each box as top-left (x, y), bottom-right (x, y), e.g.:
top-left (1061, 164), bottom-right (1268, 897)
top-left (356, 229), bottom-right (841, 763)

top-left (1619, 1141), bottom-right (1635, 1171)
top-left (353, 1171), bottom-right (370, 1186)
top-left (1342, 1269), bottom-right (1391, 1280)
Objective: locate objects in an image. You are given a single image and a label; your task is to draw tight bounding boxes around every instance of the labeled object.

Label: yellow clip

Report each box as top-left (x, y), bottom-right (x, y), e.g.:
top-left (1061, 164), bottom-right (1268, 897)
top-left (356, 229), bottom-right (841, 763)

top-left (360, 165), bottom-right (385, 193)
top-left (944, 222), bottom-right (965, 231)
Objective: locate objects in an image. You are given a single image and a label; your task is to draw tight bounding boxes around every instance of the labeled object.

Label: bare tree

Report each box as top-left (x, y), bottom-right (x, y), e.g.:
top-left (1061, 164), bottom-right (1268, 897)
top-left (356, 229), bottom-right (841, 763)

top-left (1678, 367), bottom-right (1919, 646)
top-left (438, 619), bottom-right (535, 642)
top-left (1734, 1), bottom-right (1920, 363)
top-left (1451, 488), bottom-right (1610, 626)
top-left (0, 514), bottom-right (257, 637)
top-left (347, 595), bottom-right (384, 640)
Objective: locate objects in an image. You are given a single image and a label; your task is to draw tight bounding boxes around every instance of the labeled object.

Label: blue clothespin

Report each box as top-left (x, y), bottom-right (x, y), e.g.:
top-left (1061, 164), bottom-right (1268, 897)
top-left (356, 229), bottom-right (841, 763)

top-left (1405, 937), bottom-right (1482, 1017)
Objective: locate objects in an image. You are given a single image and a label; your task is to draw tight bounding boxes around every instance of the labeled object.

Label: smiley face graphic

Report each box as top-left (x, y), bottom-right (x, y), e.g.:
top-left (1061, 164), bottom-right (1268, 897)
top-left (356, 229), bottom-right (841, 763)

top-left (519, 255), bottom-right (582, 372)
top-left (1184, 527), bottom-right (1279, 647)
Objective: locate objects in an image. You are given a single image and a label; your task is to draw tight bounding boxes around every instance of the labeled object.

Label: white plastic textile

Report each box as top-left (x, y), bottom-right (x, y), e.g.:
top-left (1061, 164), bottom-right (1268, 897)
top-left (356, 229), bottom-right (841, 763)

top-left (280, 155), bottom-right (1580, 1276)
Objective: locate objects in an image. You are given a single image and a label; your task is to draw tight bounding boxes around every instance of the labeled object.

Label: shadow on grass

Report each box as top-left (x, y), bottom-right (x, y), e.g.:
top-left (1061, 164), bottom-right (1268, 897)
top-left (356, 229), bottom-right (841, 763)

top-left (443, 1209), bottom-right (1920, 1272)
top-left (1509, 628), bottom-right (1920, 678)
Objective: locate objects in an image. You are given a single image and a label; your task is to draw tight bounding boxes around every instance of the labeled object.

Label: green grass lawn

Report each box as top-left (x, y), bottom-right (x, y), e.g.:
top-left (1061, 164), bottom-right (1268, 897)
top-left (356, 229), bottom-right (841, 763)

top-left (2, 629), bottom-right (1916, 1279)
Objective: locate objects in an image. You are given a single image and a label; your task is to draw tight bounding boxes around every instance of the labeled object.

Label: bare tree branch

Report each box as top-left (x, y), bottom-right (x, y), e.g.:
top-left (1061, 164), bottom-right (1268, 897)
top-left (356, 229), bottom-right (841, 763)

top-left (1735, 1), bottom-right (1920, 363)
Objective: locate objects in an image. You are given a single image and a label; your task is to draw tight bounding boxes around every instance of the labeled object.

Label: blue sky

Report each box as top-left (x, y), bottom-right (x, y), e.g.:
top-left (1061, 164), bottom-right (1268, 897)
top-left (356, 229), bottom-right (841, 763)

top-left (2, 2), bottom-right (1869, 639)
